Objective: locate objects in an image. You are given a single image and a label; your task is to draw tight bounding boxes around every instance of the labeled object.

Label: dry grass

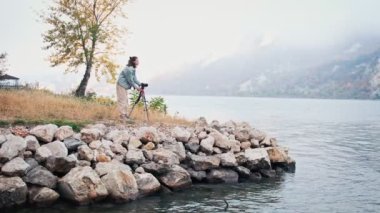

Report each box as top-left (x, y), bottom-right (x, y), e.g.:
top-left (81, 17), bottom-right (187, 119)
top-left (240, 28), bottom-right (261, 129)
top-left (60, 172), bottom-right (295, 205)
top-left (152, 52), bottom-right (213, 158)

top-left (0, 89), bottom-right (190, 128)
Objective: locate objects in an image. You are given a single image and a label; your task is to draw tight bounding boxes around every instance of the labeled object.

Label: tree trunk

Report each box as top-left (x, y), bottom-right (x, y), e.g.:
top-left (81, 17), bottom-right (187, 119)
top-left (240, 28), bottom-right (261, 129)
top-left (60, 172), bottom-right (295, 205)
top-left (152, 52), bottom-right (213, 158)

top-left (75, 63), bottom-right (92, 97)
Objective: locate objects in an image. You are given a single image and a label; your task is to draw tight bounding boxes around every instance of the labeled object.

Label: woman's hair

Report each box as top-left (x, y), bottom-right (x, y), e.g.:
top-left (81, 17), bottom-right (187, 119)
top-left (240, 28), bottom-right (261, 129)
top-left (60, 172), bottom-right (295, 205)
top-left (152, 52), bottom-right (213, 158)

top-left (127, 56), bottom-right (138, 68)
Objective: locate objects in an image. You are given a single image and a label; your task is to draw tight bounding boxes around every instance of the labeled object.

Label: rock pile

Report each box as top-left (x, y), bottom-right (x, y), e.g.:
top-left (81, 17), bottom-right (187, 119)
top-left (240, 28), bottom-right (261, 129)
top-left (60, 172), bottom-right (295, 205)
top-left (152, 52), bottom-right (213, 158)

top-left (0, 118), bottom-right (295, 208)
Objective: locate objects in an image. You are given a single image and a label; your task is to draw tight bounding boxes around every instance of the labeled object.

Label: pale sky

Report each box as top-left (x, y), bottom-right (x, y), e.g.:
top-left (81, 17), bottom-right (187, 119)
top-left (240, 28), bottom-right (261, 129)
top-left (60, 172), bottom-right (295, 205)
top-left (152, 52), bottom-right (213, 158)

top-left (1, 0), bottom-right (380, 96)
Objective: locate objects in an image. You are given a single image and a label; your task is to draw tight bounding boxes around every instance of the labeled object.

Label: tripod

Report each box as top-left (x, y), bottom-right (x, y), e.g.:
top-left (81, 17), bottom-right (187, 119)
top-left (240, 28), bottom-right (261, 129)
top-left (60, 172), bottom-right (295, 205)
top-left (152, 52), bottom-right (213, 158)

top-left (128, 84), bottom-right (150, 122)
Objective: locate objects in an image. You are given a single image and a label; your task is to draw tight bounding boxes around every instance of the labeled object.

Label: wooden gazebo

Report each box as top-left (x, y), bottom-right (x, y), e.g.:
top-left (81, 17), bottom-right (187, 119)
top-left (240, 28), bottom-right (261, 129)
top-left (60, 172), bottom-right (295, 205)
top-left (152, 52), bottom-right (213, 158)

top-left (0, 74), bottom-right (20, 89)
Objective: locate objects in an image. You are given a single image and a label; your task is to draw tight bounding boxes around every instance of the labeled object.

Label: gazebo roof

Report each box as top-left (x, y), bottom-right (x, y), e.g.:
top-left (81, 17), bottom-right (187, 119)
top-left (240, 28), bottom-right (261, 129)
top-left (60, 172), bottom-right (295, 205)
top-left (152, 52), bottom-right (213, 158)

top-left (0, 74), bottom-right (19, 80)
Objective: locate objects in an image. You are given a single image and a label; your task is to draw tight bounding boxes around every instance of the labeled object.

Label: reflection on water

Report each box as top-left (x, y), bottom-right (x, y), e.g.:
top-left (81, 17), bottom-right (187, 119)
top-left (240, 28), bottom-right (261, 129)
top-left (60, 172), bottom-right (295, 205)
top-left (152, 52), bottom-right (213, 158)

top-left (11, 97), bottom-right (380, 212)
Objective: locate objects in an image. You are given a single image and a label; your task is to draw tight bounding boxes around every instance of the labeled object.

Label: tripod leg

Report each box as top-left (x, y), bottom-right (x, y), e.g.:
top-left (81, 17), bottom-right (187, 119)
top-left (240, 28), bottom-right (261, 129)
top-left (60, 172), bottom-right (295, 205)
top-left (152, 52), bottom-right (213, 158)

top-left (142, 95), bottom-right (150, 122)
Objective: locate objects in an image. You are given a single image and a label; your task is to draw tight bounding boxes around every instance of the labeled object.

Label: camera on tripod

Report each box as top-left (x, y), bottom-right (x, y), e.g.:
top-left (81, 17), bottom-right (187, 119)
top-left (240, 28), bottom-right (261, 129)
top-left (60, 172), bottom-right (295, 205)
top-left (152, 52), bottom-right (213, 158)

top-left (141, 83), bottom-right (148, 89)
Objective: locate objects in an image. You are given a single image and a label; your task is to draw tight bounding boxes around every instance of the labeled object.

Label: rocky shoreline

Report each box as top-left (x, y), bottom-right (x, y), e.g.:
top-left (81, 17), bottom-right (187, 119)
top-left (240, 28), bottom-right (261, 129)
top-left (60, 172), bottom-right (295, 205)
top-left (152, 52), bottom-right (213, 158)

top-left (0, 118), bottom-right (295, 208)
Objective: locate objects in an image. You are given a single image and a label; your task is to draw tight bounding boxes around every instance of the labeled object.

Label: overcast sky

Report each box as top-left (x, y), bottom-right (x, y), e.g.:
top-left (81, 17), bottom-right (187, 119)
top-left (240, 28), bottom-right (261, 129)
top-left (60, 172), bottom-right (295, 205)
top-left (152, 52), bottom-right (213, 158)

top-left (1, 0), bottom-right (380, 95)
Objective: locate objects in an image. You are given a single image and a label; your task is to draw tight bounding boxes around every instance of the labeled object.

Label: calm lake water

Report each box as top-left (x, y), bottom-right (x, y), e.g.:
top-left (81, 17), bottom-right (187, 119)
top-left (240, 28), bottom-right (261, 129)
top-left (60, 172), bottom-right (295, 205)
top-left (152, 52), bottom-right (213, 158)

top-left (13, 96), bottom-right (380, 213)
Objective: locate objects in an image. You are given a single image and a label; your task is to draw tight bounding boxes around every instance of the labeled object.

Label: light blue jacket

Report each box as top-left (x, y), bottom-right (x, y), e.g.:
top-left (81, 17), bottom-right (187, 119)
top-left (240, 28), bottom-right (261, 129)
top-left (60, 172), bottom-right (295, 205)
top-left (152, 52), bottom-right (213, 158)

top-left (117, 66), bottom-right (141, 89)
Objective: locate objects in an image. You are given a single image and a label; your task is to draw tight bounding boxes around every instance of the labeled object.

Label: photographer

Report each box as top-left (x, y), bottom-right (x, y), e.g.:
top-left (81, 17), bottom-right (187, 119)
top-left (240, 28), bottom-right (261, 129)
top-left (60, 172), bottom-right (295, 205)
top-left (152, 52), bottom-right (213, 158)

top-left (116, 56), bottom-right (144, 122)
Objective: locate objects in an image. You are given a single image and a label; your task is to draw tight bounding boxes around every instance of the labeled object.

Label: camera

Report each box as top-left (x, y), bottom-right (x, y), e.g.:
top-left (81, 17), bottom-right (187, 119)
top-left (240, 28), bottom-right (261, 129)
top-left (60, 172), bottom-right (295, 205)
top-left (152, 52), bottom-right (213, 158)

top-left (141, 83), bottom-right (148, 89)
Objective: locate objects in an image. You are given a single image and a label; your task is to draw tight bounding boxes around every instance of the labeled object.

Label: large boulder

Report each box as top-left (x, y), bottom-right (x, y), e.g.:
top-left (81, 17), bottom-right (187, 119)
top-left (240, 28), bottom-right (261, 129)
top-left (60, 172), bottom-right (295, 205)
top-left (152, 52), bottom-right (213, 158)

top-left (45, 155), bottom-right (77, 174)
top-left (158, 165), bottom-right (192, 190)
top-left (0, 134), bottom-right (26, 163)
top-left (28, 186), bottom-right (60, 207)
top-left (54, 126), bottom-right (74, 141)
top-left (63, 138), bottom-right (86, 152)
top-left (101, 169), bottom-right (139, 202)
top-left (23, 166), bottom-right (58, 188)
top-left (151, 148), bottom-right (180, 165)
top-left (189, 154), bottom-right (220, 171)
top-left (134, 173), bottom-right (161, 197)
top-left (0, 176), bottom-right (28, 208)
top-left (42, 141), bottom-right (68, 158)
top-left (135, 127), bottom-right (160, 143)
top-left (25, 135), bottom-right (40, 152)
top-left (35, 146), bottom-right (52, 163)
top-left (1, 157), bottom-right (30, 176)
top-left (186, 168), bottom-right (206, 182)
top-left (266, 147), bottom-right (288, 163)
top-left (105, 130), bottom-right (130, 144)
top-left (30, 124), bottom-right (58, 143)
top-left (58, 166), bottom-right (108, 205)
top-left (218, 152), bottom-right (237, 167)
top-left (171, 127), bottom-right (191, 142)
top-left (141, 162), bottom-right (171, 175)
top-left (162, 141), bottom-right (186, 161)
top-left (235, 166), bottom-right (251, 178)
top-left (80, 128), bottom-right (103, 144)
top-left (206, 169), bottom-right (239, 183)
top-left (244, 148), bottom-right (271, 171)
top-left (200, 136), bottom-right (215, 154)
top-left (95, 160), bottom-right (132, 177)
top-left (125, 149), bottom-right (146, 165)
top-left (209, 131), bottom-right (231, 150)
top-left (77, 145), bottom-right (94, 161)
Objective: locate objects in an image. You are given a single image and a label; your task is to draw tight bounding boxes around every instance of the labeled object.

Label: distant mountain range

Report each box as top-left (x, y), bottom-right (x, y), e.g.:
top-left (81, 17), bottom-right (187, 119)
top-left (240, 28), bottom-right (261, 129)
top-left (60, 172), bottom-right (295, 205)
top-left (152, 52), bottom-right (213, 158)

top-left (150, 42), bottom-right (380, 99)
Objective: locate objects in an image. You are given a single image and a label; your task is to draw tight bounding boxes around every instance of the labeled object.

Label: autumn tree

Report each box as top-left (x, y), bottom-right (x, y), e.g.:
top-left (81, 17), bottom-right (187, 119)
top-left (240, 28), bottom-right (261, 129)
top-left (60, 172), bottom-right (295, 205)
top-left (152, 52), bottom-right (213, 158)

top-left (42, 0), bottom-right (128, 97)
top-left (0, 53), bottom-right (8, 76)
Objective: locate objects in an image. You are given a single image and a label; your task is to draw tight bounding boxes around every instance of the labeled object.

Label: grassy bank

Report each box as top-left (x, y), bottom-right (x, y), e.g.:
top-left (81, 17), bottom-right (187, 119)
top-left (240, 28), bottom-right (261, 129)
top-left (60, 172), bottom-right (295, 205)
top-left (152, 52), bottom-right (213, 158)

top-left (0, 89), bottom-right (189, 130)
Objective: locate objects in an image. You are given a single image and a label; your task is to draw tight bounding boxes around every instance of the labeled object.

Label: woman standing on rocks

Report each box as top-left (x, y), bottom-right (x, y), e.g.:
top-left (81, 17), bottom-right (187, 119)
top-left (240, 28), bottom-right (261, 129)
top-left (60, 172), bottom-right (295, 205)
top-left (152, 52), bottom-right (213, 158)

top-left (116, 56), bottom-right (142, 122)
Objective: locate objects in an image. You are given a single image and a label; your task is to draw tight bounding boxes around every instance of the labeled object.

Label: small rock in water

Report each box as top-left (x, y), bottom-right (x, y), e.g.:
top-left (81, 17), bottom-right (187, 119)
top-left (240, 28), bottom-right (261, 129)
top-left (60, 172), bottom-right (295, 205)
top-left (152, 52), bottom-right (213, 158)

top-left (158, 165), bottom-right (192, 190)
top-left (206, 169), bottom-right (239, 183)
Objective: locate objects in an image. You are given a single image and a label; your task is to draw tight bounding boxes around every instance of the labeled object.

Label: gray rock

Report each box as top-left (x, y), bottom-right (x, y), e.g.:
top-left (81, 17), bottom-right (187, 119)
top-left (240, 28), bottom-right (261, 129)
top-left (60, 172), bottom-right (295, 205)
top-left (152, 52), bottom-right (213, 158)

top-left (250, 139), bottom-right (260, 148)
top-left (28, 186), bottom-right (60, 207)
top-left (43, 141), bottom-right (68, 158)
top-left (135, 167), bottom-right (145, 174)
top-left (95, 160), bottom-right (132, 177)
top-left (235, 166), bottom-right (251, 178)
top-left (171, 127), bottom-right (191, 142)
top-left (200, 136), bottom-right (215, 154)
top-left (158, 165), bottom-right (192, 190)
top-left (190, 154), bottom-right (220, 171)
top-left (163, 141), bottom-right (186, 161)
top-left (141, 162), bottom-right (171, 175)
top-left (128, 136), bottom-right (142, 149)
top-left (260, 136), bottom-right (277, 147)
top-left (136, 127), bottom-right (160, 143)
top-left (250, 129), bottom-right (267, 141)
top-left (197, 131), bottom-right (208, 140)
top-left (206, 169), bottom-right (239, 183)
top-left (249, 172), bottom-right (262, 182)
top-left (260, 169), bottom-right (276, 178)
top-left (218, 152), bottom-right (237, 167)
top-left (186, 168), bottom-right (206, 182)
top-left (1, 157), bottom-right (30, 176)
top-left (209, 131), bottom-right (231, 150)
top-left (244, 148), bottom-right (271, 171)
top-left (111, 143), bottom-right (128, 155)
top-left (77, 160), bottom-right (91, 167)
top-left (101, 169), bottom-right (139, 202)
top-left (134, 173), bottom-right (161, 197)
top-left (35, 146), bottom-right (52, 163)
top-left (23, 166), bottom-right (58, 188)
top-left (0, 176), bottom-right (27, 208)
top-left (23, 150), bottom-right (33, 158)
top-left (105, 130), bottom-right (130, 144)
top-left (77, 145), bottom-right (94, 161)
top-left (213, 147), bottom-right (222, 154)
top-left (25, 135), bottom-right (40, 152)
top-left (30, 124), bottom-right (58, 143)
top-left (54, 126), bottom-right (74, 141)
top-left (89, 140), bottom-right (102, 150)
top-left (24, 158), bottom-right (39, 172)
top-left (0, 134), bottom-right (26, 163)
top-left (125, 149), bottom-right (146, 165)
top-left (80, 128), bottom-right (103, 143)
top-left (0, 135), bottom-right (6, 145)
top-left (240, 141), bottom-right (252, 150)
top-left (234, 127), bottom-right (251, 142)
top-left (86, 124), bottom-right (107, 136)
top-left (185, 140), bottom-right (200, 153)
top-left (58, 166), bottom-right (108, 205)
top-left (151, 148), bottom-right (180, 165)
top-left (45, 155), bottom-right (76, 174)
top-left (63, 138), bottom-right (86, 152)
top-left (230, 140), bottom-right (241, 153)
